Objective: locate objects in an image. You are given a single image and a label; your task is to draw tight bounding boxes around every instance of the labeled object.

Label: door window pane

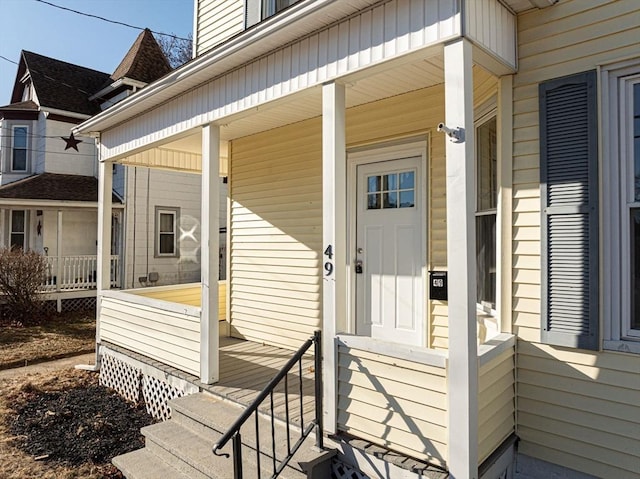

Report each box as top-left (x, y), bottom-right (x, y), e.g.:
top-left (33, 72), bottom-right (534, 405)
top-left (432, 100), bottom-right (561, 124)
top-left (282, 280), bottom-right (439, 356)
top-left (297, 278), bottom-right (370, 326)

top-left (367, 171), bottom-right (415, 210)
top-left (367, 176), bottom-right (381, 193)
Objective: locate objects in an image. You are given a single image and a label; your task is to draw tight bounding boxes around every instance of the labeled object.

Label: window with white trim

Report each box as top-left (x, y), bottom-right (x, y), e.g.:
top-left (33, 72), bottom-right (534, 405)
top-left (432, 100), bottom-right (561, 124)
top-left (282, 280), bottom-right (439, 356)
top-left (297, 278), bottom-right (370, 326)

top-left (476, 115), bottom-right (497, 314)
top-left (11, 126), bottom-right (28, 172)
top-left (155, 207), bottom-right (179, 257)
top-left (622, 75), bottom-right (640, 338)
top-left (10, 210), bottom-right (27, 250)
top-left (603, 60), bottom-right (640, 352)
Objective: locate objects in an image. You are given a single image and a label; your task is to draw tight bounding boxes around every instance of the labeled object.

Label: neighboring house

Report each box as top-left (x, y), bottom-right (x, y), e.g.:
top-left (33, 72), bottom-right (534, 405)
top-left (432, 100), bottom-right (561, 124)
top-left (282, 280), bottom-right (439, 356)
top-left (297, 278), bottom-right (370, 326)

top-left (0, 30), bottom-right (221, 309)
top-left (75, 1), bottom-right (639, 479)
top-left (0, 51), bottom-right (121, 309)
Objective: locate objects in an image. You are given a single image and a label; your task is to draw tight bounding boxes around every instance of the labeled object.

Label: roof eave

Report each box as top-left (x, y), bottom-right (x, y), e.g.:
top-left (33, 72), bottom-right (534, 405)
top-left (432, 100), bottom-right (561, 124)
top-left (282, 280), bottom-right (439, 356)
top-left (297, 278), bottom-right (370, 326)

top-left (75, 0), bottom-right (379, 135)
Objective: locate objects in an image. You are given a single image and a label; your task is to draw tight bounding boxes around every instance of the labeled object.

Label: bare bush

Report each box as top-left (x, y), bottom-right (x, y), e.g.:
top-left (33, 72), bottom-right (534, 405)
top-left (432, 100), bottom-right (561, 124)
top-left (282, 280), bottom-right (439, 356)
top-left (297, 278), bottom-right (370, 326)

top-left (0, 248), bottom-right (47, 325)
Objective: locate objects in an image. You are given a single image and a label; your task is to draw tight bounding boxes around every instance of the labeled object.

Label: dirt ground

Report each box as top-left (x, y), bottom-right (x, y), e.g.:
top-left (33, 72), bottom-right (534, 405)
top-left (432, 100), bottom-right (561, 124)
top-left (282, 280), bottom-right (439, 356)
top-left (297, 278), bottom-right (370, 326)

top-left (0, 367), bottom-right (156, 479)
top-left (0, 311), bottom-right (95, 370)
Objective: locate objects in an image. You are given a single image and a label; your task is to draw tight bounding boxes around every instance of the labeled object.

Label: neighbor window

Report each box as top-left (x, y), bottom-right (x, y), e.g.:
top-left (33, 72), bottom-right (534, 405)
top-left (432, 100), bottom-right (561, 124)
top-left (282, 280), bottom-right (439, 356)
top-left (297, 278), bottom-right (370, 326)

top-left (625, 78), bottom-right (640, 337)
top-left (10, 210), bottom-right (27, 250)
top-left (476, 116), bottom-right (497, 313)
top-left (262, 0), bottom-right (300, 19)
top-left (246, 0), bottom-right (301, 27)
top-left (155, 207), bottom-right (179, 257)
top-left (12, 126), bottom-right (28, 172)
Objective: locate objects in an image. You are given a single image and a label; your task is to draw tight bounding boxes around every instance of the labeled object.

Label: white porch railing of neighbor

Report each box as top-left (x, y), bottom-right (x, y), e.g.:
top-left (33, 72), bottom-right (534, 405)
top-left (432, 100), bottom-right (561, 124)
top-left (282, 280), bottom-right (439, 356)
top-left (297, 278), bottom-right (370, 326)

top-left (42, 255), bottom-right (120, 291)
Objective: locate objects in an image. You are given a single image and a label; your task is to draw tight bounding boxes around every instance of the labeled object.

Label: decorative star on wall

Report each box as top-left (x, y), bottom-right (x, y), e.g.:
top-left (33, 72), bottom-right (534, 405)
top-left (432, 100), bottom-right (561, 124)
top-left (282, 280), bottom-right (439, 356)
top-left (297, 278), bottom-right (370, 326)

top-left (61, 132), bottom-right (82, 151)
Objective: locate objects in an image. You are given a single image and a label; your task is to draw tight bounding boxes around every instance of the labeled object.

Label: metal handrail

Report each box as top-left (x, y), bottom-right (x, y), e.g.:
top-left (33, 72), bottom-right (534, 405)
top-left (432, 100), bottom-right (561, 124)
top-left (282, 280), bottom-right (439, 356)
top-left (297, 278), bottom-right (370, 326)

top-left (212, 330), bottom-right (323, 478)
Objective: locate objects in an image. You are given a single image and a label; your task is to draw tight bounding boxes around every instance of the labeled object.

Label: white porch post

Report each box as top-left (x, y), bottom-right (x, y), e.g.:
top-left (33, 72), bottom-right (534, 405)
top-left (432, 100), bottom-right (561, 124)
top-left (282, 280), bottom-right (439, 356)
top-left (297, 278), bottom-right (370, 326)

top-left (96, 157), bottom-right (113, 366)
top-left (201, 123), bottom-right (220, 385)
top-left (444, 39), bottom-right (478, 479)
top-left (56, 210), bottom-right (63, 312)
top-left (321, 81), bottom-right (346, 434)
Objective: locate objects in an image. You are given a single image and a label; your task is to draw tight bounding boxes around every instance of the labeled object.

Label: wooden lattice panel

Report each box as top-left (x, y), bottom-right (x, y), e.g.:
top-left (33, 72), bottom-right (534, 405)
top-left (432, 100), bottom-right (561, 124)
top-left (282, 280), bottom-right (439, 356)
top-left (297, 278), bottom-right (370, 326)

top-left (99, 353), bottom-right (142, 403)
top-left (332, 459), bottom-right (370, 479)
top-left (142, 375), bottom-right (185, 421)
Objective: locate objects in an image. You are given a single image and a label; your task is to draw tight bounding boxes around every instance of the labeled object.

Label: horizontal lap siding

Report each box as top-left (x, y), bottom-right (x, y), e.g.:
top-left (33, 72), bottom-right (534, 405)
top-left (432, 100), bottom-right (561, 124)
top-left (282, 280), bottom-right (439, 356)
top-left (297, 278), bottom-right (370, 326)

top-left (196, 0), bottom-right (244, 56)
top-left (230, 118), bottom-right (322, 349)
top-left (513, 2), bottom-right (640, 477)
top-left (478, 348), bottom-right (515, 463)
top-left (99, 296), bottom-right (200, 375)
top-left (337, 345), bottom-right (448, 467)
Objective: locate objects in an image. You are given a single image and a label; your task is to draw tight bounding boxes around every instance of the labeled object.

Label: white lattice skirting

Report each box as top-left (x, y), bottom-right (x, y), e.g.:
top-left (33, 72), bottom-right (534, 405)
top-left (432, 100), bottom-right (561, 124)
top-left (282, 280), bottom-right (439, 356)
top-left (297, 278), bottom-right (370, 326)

top-left (99, 349), bottom-right (195, 421)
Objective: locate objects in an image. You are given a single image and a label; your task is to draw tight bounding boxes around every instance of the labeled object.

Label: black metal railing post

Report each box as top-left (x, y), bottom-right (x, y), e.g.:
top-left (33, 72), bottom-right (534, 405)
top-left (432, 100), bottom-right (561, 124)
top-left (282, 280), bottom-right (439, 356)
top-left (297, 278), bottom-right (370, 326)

top-left (314, 330), bottom-right (323, 450)
top-left (212, 331), bottom-right (324, 479)
top-left (232, 433), bottom-right (243, 479)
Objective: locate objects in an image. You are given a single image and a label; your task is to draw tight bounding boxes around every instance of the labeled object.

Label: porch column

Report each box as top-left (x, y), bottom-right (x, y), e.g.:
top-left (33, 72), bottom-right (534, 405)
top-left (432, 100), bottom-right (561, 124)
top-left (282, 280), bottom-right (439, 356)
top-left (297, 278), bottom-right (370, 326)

top-left (321, 81), bottom-right (346, 434)
top-left (444, 38), bottom-right (478, 479)
top-left (56, 210), bottom-right (63, 312)
top-left (200, 123), bottom-right (220, 384)
top-left (96, 156), bottom-right (113, 366)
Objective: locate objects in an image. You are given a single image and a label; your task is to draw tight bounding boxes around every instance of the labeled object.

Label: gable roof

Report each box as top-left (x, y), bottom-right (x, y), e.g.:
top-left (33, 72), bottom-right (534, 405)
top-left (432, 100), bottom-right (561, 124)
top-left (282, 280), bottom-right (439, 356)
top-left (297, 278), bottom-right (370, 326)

top-left (10, 51), bottom-right (111, 116)
top-left (0, 173), bottom-right (122, 204)
top-left (110, 28), bottom-right (172, 84)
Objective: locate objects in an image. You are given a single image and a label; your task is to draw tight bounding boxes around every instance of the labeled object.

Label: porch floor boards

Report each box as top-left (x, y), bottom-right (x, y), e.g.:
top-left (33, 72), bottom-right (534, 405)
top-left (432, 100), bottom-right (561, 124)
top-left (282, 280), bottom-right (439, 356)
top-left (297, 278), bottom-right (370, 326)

top-left (197, 337), bottom-right (316, 427)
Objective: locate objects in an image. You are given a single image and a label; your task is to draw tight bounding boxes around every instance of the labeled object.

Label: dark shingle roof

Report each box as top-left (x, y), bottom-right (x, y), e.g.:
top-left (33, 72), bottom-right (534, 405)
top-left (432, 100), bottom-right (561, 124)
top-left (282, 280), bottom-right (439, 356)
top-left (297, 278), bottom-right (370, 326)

top-left (15, 52), bottom-right (111, 115)
top-left (0, 173), bottom-right (121, 203)
top-left (0, 100), bottom-right (39, 112)
top-left (110, 29), bottom-right (172, 84)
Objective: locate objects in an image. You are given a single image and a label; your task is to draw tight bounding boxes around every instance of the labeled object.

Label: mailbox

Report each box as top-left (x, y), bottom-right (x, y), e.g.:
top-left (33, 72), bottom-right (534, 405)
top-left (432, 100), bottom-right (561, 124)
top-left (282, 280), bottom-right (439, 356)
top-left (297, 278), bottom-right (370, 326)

top-left (429, 271), bottom-right (448, 301)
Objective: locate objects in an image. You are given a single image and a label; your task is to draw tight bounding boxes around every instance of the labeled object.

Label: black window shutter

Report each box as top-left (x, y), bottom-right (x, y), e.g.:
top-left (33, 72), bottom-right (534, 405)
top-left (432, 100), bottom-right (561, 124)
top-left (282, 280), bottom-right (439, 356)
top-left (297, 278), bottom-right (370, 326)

top-left (539, 70), bottom-right (599, 350)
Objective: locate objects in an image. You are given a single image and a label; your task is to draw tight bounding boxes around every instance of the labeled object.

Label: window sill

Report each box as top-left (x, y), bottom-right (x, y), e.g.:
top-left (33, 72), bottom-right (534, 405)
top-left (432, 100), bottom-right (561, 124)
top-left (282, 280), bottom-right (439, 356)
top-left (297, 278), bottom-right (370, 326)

top-left (603, 340), bottom-right (640, 355)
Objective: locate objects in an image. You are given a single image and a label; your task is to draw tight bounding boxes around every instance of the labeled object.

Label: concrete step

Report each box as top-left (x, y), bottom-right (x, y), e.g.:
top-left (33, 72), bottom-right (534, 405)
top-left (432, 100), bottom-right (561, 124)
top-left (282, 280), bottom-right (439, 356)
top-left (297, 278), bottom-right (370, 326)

top-left (169, 393), bottom-right (329, 473)
top-left (112, 448), bottom-right (190, 479)
top-left (142, 419), bottom-right (307, 479)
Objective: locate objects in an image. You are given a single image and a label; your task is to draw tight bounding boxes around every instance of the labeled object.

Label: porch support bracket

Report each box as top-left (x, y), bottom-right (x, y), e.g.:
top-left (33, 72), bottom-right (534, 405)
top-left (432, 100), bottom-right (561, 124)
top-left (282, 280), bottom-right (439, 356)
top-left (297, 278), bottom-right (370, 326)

top-left (444, 38), bottom-right (479, 479)
top-left (200, 123), bottom-right (221, 384)
top-left (321, 81), bottom-right (346, 435)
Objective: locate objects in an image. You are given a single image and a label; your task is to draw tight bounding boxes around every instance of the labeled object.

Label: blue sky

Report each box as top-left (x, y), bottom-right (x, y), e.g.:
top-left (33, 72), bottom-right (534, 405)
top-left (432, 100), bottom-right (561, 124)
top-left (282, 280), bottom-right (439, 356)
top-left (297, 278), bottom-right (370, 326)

top-left (0, 0), bottom-right (193, 105)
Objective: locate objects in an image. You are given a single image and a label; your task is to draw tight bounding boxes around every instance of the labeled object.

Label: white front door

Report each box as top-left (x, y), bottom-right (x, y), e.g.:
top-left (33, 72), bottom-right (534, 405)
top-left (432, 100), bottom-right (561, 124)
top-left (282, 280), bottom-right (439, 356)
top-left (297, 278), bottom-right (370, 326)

top-left (355, 155), bottom-right (425, 346)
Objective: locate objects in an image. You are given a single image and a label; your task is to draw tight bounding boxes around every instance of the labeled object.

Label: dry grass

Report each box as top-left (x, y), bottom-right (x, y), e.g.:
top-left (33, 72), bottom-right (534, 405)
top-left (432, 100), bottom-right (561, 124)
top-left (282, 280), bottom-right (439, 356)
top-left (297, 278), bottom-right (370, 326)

top-left (0, 311), bottom-right (95, 370)
top-left (0, 368), bottom-right (122, 479)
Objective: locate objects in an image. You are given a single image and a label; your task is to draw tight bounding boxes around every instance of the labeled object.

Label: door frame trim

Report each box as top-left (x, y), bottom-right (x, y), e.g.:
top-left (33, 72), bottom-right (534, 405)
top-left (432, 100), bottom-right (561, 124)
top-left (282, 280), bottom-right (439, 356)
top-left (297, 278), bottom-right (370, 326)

top-left (346, 138), bottom-right (429, 346)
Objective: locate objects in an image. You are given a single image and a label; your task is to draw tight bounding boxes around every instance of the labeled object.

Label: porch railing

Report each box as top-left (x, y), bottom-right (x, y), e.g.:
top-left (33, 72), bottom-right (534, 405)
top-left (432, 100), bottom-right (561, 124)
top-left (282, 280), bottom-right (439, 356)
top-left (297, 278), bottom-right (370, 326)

top-left (41, 255), bottom-right (120, 291)
top-left (212, 330), bottom-right (323, 479)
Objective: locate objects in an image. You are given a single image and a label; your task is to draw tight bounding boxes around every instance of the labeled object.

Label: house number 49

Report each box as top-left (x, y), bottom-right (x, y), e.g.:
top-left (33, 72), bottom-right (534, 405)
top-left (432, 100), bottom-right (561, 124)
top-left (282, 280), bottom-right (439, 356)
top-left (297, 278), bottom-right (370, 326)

top-left (324, 245), bottom-right (334, 276)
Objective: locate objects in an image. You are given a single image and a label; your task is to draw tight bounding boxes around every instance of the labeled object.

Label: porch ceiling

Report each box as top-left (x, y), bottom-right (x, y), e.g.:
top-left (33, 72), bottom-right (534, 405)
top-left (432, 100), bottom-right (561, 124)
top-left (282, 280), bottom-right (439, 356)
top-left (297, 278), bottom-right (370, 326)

top-left (154, 52), bottom-right (446, 158)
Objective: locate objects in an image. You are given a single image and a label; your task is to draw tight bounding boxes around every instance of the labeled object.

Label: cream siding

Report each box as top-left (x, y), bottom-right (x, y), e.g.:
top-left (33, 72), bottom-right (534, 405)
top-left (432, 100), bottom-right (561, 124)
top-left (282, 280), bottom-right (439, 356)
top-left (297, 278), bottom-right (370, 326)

top-left (100, 293), bottom-right (200, 376)
top-left (99, 0), bottom-right (462, 159)
top-left (131, 281), bottom-right (227, 320)
top-left (336, 344), bottom-right (448, 467)
top-left (195, 0), bottom-right (245, 56)
top-left (478, 347), bottom-right (515, 463)
top-left (229, 117), bottom-right (323, 348)
top-left (512, 1), bottom-right (640, 477)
